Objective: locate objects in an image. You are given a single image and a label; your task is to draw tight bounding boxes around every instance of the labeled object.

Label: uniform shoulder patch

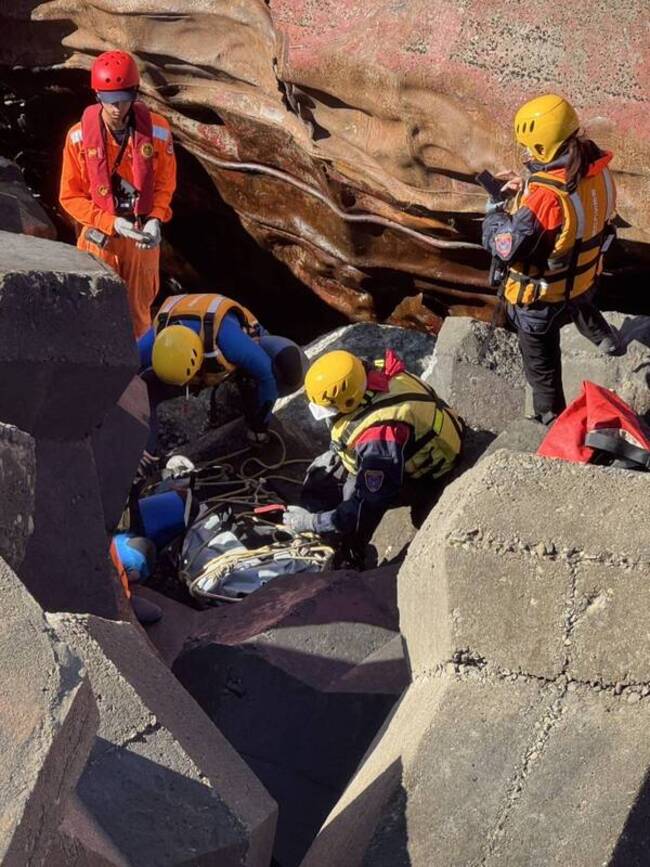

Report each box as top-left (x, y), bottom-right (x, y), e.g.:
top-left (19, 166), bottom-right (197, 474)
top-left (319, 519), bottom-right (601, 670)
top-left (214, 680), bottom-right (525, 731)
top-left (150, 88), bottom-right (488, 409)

top-left (364, 469), bottom-right (385, 493)
top-left (494, 231), bottom-right (513, 259)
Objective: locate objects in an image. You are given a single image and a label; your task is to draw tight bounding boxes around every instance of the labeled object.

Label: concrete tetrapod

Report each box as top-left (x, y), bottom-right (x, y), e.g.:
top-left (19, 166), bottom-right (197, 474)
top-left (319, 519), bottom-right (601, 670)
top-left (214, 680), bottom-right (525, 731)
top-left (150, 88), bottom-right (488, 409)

top-left (0, 557), bottom-right (98, 867)
top-left (558, 311), bottom-right (650, 416)
top-left (0, 231), bottom-right (137, 440)
top-left (303, 451), bottom-right (650, 865)
top-left (48, 613), bottom-right (278, 867)
top-left (428, 316), bottom-right (525, 434)
top-left (0, 421), bottom-right (35, 570)
top-left (171, 566), bottom-right (408, 867)
top-left (520, 312), bottom-right (650, 418)
top-left (91, 375), bottom-right (150, 532)
top-left (0, 231), bottom-right (142, 617)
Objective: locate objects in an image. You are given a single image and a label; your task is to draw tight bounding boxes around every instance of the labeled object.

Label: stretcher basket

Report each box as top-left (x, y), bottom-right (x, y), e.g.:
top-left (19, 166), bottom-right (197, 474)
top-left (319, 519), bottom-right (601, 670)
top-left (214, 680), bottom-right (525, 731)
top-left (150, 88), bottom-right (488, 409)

top-left (179, 507), bottom-right (334, 605)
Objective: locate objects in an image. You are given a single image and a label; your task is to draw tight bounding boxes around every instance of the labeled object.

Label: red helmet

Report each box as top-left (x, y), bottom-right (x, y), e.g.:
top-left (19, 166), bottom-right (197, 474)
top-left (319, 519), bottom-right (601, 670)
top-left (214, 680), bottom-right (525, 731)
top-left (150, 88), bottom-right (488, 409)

top-left (91, 51), bottom-right (140, 92)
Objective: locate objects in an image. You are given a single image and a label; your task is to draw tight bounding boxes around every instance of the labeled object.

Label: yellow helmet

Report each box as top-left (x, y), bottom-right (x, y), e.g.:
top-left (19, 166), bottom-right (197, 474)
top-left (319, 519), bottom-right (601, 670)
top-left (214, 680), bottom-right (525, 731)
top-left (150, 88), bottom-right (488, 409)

top-left (514, 94), bottom-right (579, 164)
top-left (152, 325), bottom-right (204, 386)
top-left (305, 350), bottom-right (367, 414)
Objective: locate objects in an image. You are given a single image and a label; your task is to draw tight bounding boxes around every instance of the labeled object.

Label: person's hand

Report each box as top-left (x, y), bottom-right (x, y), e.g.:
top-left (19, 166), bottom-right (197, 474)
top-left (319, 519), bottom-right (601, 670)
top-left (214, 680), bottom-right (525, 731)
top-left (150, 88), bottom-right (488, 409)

top-left (495, 170), bottom-right (524, 196)
top-left (136, 218), bottom-right (161, 249)
top-left (114, 216), bottom-right (145, 241)
top-left (282, 506), bottom-right (316, 533)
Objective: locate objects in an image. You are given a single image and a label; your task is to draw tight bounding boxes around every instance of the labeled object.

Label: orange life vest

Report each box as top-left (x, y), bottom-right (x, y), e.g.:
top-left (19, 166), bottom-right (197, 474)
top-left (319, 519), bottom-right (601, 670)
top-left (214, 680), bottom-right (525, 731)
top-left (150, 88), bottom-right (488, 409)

top-left (154, 293), bottom-right (260, 387)
top-left (81, 102), bottom-right (155, 217)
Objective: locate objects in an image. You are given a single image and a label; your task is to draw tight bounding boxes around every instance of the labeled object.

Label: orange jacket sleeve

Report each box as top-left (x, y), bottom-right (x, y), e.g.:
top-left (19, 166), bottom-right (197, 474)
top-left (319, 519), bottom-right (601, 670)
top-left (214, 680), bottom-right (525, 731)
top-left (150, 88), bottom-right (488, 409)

top-left (149, 114), bottom-right (177, 223)
top-left (59, 125), bottom-right (116, 236)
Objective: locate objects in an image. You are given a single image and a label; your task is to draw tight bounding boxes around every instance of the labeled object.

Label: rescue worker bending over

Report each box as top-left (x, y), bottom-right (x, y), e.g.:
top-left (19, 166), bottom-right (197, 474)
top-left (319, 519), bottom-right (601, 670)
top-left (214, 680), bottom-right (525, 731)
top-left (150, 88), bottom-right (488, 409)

top-left (482, 93), bottom-right (621, 425)
top-left (283, 349), bottom-right (463, 553)
top-left (139, 292), bottom-right (306, 452)
top-left (60, 50), bottom-right (177, 338)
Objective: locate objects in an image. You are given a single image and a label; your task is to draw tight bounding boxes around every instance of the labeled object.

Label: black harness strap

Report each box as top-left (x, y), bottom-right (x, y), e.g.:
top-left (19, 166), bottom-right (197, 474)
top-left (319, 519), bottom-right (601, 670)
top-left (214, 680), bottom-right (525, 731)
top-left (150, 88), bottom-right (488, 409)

top-left (585, 431), bottom-right (650, 469)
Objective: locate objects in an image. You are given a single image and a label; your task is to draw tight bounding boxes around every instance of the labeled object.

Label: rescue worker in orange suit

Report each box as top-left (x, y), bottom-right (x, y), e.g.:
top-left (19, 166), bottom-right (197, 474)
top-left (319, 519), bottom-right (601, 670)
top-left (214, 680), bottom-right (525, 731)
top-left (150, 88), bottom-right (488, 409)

top-left (283, 349), bottom-right (463, 560)
top-left (138, 292), bottom-right (307, 458)
top-left (482, 94), bottom-right (622, 425)
top-left (59, 50), bottom-right (176, 338)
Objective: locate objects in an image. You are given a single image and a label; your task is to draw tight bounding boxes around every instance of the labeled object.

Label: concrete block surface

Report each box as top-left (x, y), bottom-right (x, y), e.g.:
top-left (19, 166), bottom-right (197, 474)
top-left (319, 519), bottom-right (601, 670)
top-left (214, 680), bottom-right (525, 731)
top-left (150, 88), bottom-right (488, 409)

top-left (428, 317), bottom-right (525, 433)
top-left (0, 231), bottom-right (137, 439)
top-left (172, 566), bottom-right (404, 867)
top-left (48, 613), bottom-right (277, 867)
top-left (399, 450), bottom-right (650, 680)
top-left (19, 438), bottom-right (128, 619)
top-left (91, 375), bottom-right (150, 531)
top-left (0, 421), bottom-right (35, 569)
top-left (0, 557), bottom-right (97, 867)
top-left (559, 312), bottom-right (650, 416)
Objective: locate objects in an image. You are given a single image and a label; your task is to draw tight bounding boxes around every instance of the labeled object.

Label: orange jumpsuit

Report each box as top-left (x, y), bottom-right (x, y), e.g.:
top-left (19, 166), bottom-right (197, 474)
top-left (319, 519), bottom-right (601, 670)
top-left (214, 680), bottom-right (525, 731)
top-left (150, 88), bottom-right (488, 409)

top-left (59, 110), bottom-right (177, 338)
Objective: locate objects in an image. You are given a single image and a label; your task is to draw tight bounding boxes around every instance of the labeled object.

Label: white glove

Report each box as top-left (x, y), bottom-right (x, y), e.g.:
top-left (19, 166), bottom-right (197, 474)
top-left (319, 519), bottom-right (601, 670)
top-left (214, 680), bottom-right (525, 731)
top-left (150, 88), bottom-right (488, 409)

top-left (136, 218), bottom-right (161, 249)
top-left (114, 216), bottom-right (145, 241)
top-left (282, 505), bottom-right (316, 533)
top-left (163, 454), bottom-right (195, 479)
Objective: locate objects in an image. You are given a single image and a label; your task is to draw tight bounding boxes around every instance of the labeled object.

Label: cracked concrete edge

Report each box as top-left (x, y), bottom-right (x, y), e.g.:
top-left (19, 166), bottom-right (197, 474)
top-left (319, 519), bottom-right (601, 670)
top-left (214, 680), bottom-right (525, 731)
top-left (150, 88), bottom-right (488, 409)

top-left (476, 683), bottom-right (567, 865)
top-left (445, 528), bottom-right (650, 573)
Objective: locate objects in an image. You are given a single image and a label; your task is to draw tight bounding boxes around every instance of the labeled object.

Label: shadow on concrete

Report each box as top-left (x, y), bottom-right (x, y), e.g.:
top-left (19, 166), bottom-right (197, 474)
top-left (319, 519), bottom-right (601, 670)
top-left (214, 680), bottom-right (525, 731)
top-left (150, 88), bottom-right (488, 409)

top-left (618, 314), bottom-right (650, 351)
top-left (301, 758), bottom-right (411, 866)
top-left (76, 737), bottom-right (247, 867)
top-left (174, 642), bottom-right (401, 867)
top-left (610, 766), bottom-right (650, 866)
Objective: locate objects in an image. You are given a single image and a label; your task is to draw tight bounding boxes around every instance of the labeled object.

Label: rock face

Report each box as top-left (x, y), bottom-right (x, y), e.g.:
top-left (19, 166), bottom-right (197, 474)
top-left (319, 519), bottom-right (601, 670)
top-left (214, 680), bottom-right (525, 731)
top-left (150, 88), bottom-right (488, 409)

top-left (48, 613), bottom-right (278, 867)
top-left (0, 156), bottom-right (56, 239)
top-left (429, 316), bottom-right (525, 433)
top-left (304, 451), bottom-right (650, 865)
top-left (172, 566), bottom-right (407, 867)
top-left (7, 0), bottom-right (647, 327)
top-left (0, 232), bottom-right (140, 617)
top-left (0, 557), bottom-right (98, 867)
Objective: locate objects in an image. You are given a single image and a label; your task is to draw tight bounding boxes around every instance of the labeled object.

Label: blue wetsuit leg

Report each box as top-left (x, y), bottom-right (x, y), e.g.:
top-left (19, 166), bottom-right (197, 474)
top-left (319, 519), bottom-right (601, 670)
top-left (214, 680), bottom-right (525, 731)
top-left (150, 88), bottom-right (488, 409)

top-left (217, 313), bottom-right (278, 428)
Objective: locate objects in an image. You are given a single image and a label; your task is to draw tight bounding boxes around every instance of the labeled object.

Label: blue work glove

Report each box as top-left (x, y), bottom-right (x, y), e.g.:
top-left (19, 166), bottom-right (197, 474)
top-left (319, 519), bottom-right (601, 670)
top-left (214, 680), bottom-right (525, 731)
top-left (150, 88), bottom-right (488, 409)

top-left (282, 505), bottom-right (317, 533)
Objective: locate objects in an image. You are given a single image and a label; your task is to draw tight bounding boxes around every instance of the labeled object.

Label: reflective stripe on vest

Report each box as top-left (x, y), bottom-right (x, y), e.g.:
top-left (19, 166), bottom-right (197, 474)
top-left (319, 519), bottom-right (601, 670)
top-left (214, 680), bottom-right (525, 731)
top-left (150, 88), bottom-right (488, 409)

top-left (504, 165), bottom-right (612, 306)
top-left (330, 365), bottom-right (463, 480)
top-left (153, 293), bottom-right (259, 387)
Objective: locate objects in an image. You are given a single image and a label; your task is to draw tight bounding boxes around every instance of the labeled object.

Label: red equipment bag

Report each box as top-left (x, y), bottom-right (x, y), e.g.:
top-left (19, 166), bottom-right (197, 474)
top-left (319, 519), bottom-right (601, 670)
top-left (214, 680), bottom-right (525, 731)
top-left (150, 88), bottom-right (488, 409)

top-left (537, 380), bottom-right (650, 469)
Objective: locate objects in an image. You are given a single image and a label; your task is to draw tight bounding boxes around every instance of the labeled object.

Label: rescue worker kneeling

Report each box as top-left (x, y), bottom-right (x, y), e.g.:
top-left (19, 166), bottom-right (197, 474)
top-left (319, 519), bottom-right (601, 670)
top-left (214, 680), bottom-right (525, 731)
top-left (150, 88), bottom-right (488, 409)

top-left (283, 349), bottom-right (463, 553)
top-left (139, 292), bottom-right (306, 454)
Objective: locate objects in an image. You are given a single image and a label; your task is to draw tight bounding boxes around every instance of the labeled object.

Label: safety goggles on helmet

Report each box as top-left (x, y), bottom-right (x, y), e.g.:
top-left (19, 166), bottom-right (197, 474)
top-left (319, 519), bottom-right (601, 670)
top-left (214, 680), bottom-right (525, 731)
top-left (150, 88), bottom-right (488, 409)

top-left (97, 89), bottom-right (138, 105)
